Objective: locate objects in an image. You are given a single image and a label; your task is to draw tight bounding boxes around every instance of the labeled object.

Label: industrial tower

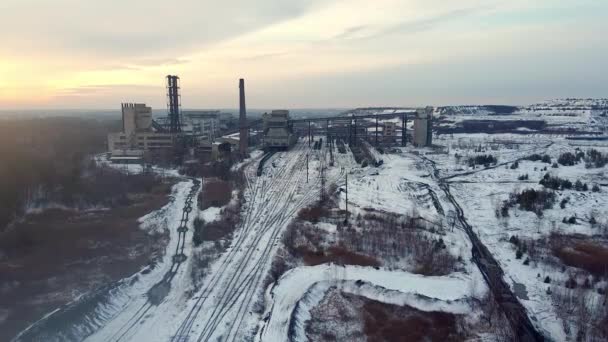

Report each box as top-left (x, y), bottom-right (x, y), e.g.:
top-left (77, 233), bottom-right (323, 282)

top-left (239, 78), bottom-right (248, 156)
top-left (167, 75), bottom-right (182, 133)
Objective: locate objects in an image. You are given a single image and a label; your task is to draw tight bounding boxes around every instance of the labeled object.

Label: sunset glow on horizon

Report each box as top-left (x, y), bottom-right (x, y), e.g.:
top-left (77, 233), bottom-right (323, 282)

top-left (1, 0), bottom-right (607, 109)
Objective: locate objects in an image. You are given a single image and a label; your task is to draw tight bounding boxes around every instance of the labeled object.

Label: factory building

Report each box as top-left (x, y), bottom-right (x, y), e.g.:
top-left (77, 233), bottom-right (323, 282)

top-left (108, 103), bottom-right (175, 162)
top-left (413, 107), bottom-right (433, 147)
top-left (263, 110), bottom-right (296, 150)
top-left (183, 110), bottom-right (220, 142)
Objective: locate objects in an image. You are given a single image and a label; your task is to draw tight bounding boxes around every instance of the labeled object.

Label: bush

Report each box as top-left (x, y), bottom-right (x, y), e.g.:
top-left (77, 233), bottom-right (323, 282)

top-left (574, 180), bottom-right (588, 192)
top-left (298, 203), bottom-right (327, 223)
top-left (565, 276), bottom-right (577, 289)
top-left (539, 173), bottom-right (573, 190)
top-left (585, 149), bottom-right (608, 168)
top-left (199, 178), bottom-right (232, 210)
top-left (544, 276), bottom-right (551, 284)
top-left (516, 249), bottom-right (523, 259)
top-left (468, 154), bottom-right (497, 167)
top-left (504, 188), bottom-right (556, 215)
top-left (525, 154), bottom-right (551, 163)
top-left (518, 174), bottom-right (529, 180)
top-left (558, 151), bottom-right (584, 166)
top-left (592, 184), bottom-right (601, 192)
top-left (510, 161), bottom-right (519, 169)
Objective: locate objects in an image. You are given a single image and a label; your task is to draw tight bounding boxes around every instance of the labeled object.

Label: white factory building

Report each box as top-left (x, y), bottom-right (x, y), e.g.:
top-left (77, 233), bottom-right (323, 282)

top-left (107, 103), bottom-right (175, 162)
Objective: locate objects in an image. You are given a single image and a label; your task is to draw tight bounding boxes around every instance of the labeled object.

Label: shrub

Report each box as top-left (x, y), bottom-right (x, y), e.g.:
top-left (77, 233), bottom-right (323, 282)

top-left (504, 188), bottom-right (556, 215)
top-left (574, 180), bottom-right (588, 192)
top-left (510, 161), bottom-right (519, 169)
top-left (518, 174), bottom-right (529, 180)
top-left (592, 184), bottom-right (601, 192)
top-left (585, 149), bottom-right (608, 168)
top-left (560, 197), bottom-right (569, 209)
top-left (544, 276), bottom-right (551, 284)
top-left (565, 276), bottom-right (577, 289)
top-left (298, 203), bottom-right (327, 223)
top-left (558, 152), bottom-right (578, 166)
top-left (199, 178), bottom-right (232, 210)
top-left (523, 257), bottom-right (530, 265)
top-left (468, 154), bottom-right (497, 167)
top-left (552, 162), bottom-right (559, 168)
top-left (539, 173), bottom-right (573, 190)
top-left (516, 249), bottom-right (523, 259)
top-left (525, 154), bottom-right (551, 163)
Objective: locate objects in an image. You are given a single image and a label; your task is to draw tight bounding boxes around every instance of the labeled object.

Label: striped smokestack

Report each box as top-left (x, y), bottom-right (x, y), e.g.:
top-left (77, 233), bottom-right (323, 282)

top-left (239, 78), bottom-right (248, 156)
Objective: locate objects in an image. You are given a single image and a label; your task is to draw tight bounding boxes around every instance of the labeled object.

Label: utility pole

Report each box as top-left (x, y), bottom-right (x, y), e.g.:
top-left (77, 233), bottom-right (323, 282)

top-left (308, 121), bottom-right (311, 147)
top-left (375, 116), bottom-right (378, 146)
top-left (320, 164), bottom-right (326, 202)
top-left (306, 154), bottom-right (309, 183)
top-left (353, 119), bottom-right (357, 145)
top-left (401, 112), bottom-right (407, 147)
top-left (345, 171), bottom-right (348, 222)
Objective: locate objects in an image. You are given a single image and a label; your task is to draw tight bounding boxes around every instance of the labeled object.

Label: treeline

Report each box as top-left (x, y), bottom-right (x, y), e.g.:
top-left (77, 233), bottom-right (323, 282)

top-left (558, 149), bottom-right (608, 168)
top-left (0, 117), bottom-right (121, 231)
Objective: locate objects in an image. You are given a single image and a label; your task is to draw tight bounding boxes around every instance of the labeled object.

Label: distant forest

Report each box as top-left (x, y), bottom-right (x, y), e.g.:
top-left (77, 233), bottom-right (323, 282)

top-left (0, 117), bottom-right (121, 231)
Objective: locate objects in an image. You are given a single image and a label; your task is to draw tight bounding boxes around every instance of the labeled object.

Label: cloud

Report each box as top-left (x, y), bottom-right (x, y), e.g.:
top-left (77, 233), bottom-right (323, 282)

top-left (0, 0), bottom-right (324, 59)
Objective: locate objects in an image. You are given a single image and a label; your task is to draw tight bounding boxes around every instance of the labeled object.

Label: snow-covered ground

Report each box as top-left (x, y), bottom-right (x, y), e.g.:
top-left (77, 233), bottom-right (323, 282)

top-left (20, 132), bottom-right (604, 341)
top-left (424, 133), bottom-right (608, 341)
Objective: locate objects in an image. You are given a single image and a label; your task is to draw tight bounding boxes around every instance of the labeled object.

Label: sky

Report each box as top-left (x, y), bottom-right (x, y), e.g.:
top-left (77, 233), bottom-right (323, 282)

top-left (1, 0), bottom-right (607, 110)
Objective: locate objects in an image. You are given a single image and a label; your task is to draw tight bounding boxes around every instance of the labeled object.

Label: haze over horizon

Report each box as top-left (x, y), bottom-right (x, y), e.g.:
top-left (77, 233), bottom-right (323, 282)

top-left (1, 0), bottom-right (607, 110)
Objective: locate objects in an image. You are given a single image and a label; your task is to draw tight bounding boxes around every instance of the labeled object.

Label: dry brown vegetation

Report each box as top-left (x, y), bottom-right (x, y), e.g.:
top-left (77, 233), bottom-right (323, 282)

top-left (550, 234), bottom-right (608, 277)
top-left (199, 178), bottom-right (233, 210)
top-left (190, 167), bottom-right (245, 289)
top-left (305, 288), bottom-right (469, 342)
top-left (296, 245), bottom-right (381, 267)
top-left (283, 204), bottom-right (460, 276)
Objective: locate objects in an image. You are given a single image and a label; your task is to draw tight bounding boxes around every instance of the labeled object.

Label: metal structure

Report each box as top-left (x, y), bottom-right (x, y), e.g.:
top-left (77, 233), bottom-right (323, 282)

top-left (166, 75), bottom-right (182, 133)
top-left (239, 78), bottom-right (248, 156)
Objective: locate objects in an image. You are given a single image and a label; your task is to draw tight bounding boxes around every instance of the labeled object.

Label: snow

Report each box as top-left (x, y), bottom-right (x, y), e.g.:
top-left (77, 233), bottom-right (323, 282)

top-left (423, 133), bottom-right (608, 341)
top-left (199, 206), bottom-right (221, 222)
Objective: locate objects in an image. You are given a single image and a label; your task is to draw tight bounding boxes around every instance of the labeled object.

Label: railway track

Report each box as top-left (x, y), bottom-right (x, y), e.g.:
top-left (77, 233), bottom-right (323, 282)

top-left (107, 178), bottom-right (201, 342)
top-left (172, 141), bottom-right (343, 341)
top-left (419, 155), bottom-right (544, 341)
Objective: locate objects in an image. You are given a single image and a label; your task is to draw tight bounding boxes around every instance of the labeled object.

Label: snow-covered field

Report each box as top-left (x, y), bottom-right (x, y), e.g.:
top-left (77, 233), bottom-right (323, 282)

top-left (424, 133), bottom-right (608, 341)
top-left (17, 129), bottom-right (606, 341)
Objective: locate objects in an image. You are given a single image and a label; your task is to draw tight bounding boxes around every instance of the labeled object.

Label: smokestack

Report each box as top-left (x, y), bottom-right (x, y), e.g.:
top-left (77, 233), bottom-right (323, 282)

top-left (239, 78), bottom-right (248, 156)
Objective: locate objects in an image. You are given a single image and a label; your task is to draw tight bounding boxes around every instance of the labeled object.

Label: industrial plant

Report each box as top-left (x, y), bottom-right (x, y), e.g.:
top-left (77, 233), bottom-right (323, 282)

top-left (107, 75), bottom-right (436, 166)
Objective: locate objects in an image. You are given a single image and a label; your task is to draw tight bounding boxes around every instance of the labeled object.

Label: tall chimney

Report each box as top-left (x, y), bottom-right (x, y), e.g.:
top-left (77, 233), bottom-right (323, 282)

top-left (239, 78), bottom-right (248, 156)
